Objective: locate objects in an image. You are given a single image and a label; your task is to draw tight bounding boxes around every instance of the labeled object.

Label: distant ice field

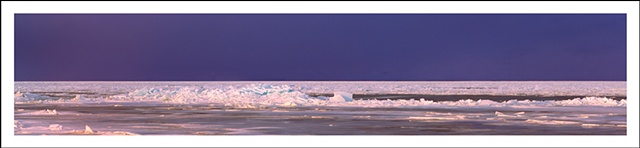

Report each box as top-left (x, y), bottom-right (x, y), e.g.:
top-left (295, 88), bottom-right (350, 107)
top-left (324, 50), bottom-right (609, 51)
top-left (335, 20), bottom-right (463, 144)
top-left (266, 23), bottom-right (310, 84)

top-left (14, 81), bottom-right (626, 107)
top-left (14, 81), bottom-right (626, 96)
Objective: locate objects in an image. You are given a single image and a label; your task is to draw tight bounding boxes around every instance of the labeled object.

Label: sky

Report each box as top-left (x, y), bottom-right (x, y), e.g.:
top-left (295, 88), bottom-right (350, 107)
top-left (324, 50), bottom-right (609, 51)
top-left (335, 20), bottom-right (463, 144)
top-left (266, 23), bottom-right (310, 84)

top-left (14, 14), bottom-right (626, 81)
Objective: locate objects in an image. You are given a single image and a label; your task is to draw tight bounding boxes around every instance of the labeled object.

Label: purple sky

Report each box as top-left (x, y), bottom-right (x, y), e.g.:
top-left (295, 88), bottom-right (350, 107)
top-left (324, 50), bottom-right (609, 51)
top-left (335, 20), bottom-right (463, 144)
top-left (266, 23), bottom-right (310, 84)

top-left (15, 14), bottom-right (626, 81)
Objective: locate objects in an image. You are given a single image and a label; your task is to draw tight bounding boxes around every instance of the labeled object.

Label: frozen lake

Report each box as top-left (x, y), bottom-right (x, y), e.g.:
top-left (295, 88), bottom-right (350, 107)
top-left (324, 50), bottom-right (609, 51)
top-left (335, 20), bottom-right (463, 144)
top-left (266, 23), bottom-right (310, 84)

top-left (13, 81), bottom-right (626, 135)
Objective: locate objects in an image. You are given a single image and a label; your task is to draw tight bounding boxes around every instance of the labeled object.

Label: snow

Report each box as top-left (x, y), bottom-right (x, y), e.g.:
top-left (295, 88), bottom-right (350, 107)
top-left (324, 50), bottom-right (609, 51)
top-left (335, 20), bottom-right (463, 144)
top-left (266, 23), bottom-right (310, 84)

top-left (329, 92), bottom-right (353, 102)
top-left (48, 124), bottom-right (63, 131)
top-left (84, 125), bottom-right (94, 134)
top-left (552, 97), bottom-right (625, 106)
top-left (14, 81), bottom-right (625, 96)
top-left (13, 81), bottom-right (626, 108)
top-left (14, 92), bottom-right (60, 103)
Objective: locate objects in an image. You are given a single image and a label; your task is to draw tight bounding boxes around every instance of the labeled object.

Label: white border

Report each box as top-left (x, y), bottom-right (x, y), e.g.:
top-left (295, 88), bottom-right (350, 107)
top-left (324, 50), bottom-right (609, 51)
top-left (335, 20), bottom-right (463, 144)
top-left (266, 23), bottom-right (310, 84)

top-left (2, 1), bottom-right (639, 147)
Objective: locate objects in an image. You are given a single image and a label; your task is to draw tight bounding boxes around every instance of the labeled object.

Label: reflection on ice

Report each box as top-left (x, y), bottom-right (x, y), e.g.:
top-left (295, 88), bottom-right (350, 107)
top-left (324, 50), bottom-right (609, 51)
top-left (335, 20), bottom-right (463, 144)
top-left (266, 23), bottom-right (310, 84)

top-left (14, 102), bottom-right (626, 135)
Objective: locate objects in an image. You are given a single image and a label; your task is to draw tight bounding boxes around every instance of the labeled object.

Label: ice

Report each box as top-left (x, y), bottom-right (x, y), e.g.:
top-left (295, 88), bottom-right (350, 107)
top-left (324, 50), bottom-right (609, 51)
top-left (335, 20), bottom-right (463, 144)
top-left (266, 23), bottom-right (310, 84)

top-left (14, 81), bottom-right (625, 96)
top-left (14, 92), bottom-right (60, 103)
top-left (99, 131), bottom-right (139, 136)
top-left (281, 101), bottom-right (299, 107)
top-left (14, 91), bottom-right (23, 98)
top-left (14, 120), bottom-right (141, 135)
top-left (502, 97), bottom-right (625, 107)
top-left (67, 125), bottom-right (138, 135)
top-left (84, 125), bottom-right (94, 134)
top-left (48, 124), bottom-right (63, 131)
top-left (329, 92), bottom-right (353, 102)
top-left (13, 81), bottom-right (626, 108)
top-left (525, 119), bottom-right (582, 125)
top-left (14, 121), bottom-right (24, 131)
top-left (408, 116), bottom-right (463, 121)
top-left (19, 109), bottom-right (58, 115)
top-left (108, 84), bottom-right (312, 106)
top-left (223, 127), bottom-right (271, 135)
top-left (552, 97), bottom-right (625, 106)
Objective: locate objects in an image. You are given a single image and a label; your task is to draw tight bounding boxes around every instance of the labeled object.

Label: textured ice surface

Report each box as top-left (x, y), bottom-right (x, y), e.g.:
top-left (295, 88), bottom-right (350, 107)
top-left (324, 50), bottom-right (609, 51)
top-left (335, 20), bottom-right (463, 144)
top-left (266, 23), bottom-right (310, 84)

top-left (329, 92), bottom-right (353, 102)
top-left (14, 103), bottom-right (626, 135)
top-left (13, 120), bottom-right (138, 135)
top-left (13, 81), bottom-right (626, 135)
top-left (14, 81), bottom-right (626, 107)
top-left (14, 81), bottom-right (626, 96)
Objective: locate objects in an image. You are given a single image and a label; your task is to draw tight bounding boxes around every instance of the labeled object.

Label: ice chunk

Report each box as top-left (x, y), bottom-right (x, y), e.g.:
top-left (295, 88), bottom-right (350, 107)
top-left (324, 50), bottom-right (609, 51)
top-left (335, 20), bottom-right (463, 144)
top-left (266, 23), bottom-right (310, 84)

top-left (14, 92), bottom-right (60, 103)
top-left (21, 109), bottom-right (58, 115)
top-left (14, 121), bottom-right (24, 131)
top-left (477, 99), bottom-right (499, 106)
top-left (14, 91), bottom-right (23, 98)
top-left (281, 101), bottom-right (298, 107)
top-left (317, 96), bottom-right (329, 100)
top-left (72, 95), bottom-right (84, 101)
top-left (552, 97), bottom-right (625, 107)
top-left (103, 131), bottom-right (139, 135)
top-left (525, 119), bottom-right (581, 125)
top-left (84, 125), bottom-right (94, 134)
top-left (49, 124), bottom-right (63, 131)
top-left (47, 109), bottom-right (58, 115)
top-left (329, 92), bottom-right (353, 102)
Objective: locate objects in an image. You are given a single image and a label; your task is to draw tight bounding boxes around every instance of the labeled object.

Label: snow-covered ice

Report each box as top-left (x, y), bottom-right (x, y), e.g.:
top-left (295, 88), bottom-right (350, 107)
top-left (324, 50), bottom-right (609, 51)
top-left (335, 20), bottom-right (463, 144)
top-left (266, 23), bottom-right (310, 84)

top-left (329, 92), bottom-right (353, 102)
top-left (13, 81), bottom-right (626, 108)
top-left (13, 81), bottom-right (626, 135)
top-left (14, 81), bottom-right (625, 97)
